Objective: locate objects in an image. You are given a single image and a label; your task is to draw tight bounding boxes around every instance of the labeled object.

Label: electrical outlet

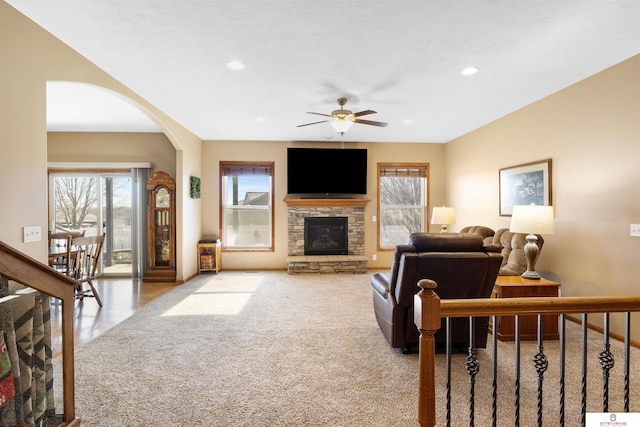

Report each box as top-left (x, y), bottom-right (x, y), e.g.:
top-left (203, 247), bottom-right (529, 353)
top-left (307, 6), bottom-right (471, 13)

top-left (372, 215), bottom-right (377, 223)
top-left (23, 226), bottom-right (42, 242)
top-left (372, 254), bottom-right (377, 261)
top-left (631, 224), bottom-right (640, 237)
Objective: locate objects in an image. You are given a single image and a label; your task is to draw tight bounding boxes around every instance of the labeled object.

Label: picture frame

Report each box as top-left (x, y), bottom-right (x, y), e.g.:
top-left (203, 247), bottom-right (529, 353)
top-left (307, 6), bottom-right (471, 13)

top-left (499, 159), bottom-right (552, 216)
top-left (190, 176), bottom-right (201, 199)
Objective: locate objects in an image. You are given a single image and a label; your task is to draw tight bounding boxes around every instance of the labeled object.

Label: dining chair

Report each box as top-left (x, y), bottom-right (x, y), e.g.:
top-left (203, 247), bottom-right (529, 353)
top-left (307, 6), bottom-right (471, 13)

top-left (49, 230), bottom-right (86, 275)
top-left (71, 233), bottom-right (106, 307)
top-left (48, 235), bottom-right (74, 275)
top-left (49, 230), bottom-right (85, 250)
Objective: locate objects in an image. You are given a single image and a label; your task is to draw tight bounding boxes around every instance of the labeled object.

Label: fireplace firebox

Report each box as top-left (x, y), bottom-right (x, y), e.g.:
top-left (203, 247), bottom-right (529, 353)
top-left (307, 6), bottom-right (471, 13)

top-left (304, 217), bottom-right (348, 255)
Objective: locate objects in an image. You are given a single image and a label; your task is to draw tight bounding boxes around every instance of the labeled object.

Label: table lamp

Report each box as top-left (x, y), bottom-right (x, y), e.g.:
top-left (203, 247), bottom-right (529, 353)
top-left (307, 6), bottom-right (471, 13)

top-left (509, 204), bottom-right (555, 279)
top-left (431, 206), bottom-right (455, 233)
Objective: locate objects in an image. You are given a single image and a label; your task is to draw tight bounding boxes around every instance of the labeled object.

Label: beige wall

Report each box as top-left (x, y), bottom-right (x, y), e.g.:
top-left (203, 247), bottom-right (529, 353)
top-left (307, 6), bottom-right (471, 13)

top-left (1, 2), bottom-right (202, 281)
top-left (446, 55), bottom-right (640, 339)
top-left (202, 140), bottom-right (446, 270)
top-left (48, 132), bottom-right (176, 176)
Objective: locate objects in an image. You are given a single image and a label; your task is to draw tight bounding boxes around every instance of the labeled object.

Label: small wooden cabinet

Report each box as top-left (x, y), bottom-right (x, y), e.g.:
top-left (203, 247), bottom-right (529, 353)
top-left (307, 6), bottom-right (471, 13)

top-left (144, 171), bottom-right (176, 282)
top-left (491, 276), bottom-right (560, 341)
top-left (197, 240), bottom-right (221, 274)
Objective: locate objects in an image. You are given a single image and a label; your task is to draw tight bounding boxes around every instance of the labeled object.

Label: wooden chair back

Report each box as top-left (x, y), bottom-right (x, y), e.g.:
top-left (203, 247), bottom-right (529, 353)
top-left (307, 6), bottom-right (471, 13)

top-left (49, 230), bottom-right (85, 251)
top-left (71, 233), bottom-right (106, 306)
top-left (48, 235), bottom-right (73, 274)
top-left (71, 233), bottom-right (105, 281)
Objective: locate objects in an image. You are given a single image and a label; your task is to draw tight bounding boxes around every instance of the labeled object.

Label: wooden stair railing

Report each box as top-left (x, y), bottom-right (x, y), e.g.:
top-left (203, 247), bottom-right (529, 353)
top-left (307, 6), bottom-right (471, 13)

top-left (414, 278), bottom-right (640, 427)
top-left (0, 241), bottom-right (81, 427)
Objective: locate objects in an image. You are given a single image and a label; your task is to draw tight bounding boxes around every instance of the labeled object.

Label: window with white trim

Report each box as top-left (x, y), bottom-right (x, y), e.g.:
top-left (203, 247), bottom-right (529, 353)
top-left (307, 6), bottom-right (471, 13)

top-left (220, 161), bottom-right (274, 251)
top-left (378, 163), bottom-right (428, 249)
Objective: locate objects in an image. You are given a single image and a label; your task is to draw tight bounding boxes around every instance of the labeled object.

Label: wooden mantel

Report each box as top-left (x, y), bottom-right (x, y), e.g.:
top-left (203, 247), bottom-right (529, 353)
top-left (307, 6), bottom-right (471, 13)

top-left (283, 195), bottom-right (370, 207)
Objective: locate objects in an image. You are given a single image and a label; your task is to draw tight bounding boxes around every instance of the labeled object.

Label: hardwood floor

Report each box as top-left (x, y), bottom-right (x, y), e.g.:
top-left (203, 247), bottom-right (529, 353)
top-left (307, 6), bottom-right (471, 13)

top-left (50, 278), bottom-right (177, 351)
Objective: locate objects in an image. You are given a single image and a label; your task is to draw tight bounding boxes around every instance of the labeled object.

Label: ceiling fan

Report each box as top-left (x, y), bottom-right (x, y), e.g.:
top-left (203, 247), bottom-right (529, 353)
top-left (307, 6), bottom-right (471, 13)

top-left (297, 97), bottom-right (388, 134)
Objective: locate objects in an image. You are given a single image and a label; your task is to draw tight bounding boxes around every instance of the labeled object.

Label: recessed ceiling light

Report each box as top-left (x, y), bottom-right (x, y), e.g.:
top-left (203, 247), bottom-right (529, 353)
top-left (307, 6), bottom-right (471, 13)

top-left (402, 119), bottom-right (413, 124)
top-left (255, 116), bottom-right (266, 122)
top-left (462, 67), bottom-right (479, 75)
top-left (226, 60), bottom-right (245, 71)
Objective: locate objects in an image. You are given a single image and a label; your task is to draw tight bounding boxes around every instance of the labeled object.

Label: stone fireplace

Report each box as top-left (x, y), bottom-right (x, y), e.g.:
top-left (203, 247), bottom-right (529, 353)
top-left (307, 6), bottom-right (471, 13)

top-left (285, 196), bottom-right (369, 273)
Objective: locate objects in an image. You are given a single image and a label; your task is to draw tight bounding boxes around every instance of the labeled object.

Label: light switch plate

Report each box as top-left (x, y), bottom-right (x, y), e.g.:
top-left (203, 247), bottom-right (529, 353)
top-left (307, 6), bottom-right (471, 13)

top-left (631, 224), bottom-right (640, 237)
top-left (23, 226), bottom-right (42, 242)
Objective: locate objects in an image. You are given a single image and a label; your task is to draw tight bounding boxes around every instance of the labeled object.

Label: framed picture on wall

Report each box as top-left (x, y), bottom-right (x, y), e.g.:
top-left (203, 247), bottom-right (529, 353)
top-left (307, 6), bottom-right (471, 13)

top-left (190, 176), bottom-right (201, 199)
top-left (499, 159), bottom-right (552, 216)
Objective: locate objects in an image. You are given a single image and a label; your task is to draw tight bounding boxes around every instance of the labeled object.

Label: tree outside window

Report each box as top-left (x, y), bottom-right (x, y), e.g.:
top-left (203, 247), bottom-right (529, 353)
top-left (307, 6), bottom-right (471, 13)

top-left (52, 176), bottom-right (98, 232)
top-left (378, 163), bottom-right (428, 249)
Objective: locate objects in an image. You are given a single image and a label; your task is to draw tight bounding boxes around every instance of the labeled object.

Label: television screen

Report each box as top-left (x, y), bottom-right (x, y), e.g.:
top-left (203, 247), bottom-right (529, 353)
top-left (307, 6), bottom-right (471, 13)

top-left (287, 148), bottom-right (367, 195)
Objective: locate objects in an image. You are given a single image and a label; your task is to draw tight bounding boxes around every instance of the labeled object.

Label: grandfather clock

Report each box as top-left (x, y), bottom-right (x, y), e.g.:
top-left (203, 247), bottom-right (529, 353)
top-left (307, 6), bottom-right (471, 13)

top-left (144, 171), bottom-right (176, 282)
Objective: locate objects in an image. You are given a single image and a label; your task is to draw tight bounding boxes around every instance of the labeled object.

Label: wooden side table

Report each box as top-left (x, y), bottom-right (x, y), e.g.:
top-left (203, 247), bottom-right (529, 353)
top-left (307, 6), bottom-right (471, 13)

top-left (197, 239), bottom-right (221, 274)
top-left (491, 276), bottom-right (560, 341)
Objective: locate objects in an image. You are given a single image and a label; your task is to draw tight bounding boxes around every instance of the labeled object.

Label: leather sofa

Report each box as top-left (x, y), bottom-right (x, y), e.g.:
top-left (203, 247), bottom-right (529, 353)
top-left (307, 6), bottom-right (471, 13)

top-left (460, 226), bottom-right (544, 276)
top-left (371, 233), bottom-right (503, 353)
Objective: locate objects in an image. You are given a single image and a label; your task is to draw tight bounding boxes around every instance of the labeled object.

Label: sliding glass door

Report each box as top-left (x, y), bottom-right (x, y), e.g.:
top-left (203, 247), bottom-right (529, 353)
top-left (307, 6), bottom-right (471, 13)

top-left (101, 175), bottom-right (133, 275)
top-left (49, 171), bottom-right (144, 277)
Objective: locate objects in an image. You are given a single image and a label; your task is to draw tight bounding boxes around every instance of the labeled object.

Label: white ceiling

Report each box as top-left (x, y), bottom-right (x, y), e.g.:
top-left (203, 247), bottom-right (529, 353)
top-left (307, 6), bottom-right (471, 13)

top-left (7, 1), bottom-right (640, 143)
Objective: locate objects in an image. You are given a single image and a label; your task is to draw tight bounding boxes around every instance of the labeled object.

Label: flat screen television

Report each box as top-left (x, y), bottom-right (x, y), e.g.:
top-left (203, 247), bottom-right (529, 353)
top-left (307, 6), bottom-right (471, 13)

top-left (287, 147), bottom-right (367, 196)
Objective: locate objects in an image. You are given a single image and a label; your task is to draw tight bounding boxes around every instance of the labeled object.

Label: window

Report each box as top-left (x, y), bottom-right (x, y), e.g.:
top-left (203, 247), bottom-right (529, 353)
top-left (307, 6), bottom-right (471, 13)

top-left (378, 163), bottom-right (428, 249)
top-left (220, 161), bottom-right (274, 251)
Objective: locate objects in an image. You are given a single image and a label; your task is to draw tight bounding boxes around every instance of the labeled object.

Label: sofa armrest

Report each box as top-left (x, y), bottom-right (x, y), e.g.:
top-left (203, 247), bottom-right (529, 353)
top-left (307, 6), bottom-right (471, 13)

top-left (371, 273), bottom-right (391, 298)
top-left (484, 243), bottom-right (502, 253)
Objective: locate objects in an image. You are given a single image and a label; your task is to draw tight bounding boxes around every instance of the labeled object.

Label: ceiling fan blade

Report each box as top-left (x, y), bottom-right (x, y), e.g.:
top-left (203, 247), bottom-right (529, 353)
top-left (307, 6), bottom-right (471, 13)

top-left (355, 118), bottom-right (388, 127)
top-left (296, 120), bottom-right (328, 127)
top-left (306, 112), bottom-right (332, 117)
top-left (354, 109), bottom-right (377, 117)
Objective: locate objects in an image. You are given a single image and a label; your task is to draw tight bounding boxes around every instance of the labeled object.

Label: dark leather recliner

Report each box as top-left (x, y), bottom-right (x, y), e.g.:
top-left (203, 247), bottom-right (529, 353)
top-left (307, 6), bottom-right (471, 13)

top-left (371, 233), bottom-right (503, 353)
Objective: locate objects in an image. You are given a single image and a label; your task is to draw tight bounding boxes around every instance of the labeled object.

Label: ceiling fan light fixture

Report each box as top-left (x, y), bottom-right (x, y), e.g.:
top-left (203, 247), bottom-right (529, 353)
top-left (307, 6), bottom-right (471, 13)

top-left (297, 97), bottom-right (386, 132)
top-left (330, 115), bottom-right (355, 133)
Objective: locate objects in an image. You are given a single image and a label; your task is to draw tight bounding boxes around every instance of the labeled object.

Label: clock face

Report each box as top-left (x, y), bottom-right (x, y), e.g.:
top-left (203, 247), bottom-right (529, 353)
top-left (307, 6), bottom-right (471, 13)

top-left (156, 188), bottom-right (170, 208)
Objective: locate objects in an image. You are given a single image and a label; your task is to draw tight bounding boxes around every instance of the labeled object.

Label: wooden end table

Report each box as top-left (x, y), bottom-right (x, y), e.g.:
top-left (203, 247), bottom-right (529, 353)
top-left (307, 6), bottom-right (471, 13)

top-left (490, 275), bottom-right (560, 341)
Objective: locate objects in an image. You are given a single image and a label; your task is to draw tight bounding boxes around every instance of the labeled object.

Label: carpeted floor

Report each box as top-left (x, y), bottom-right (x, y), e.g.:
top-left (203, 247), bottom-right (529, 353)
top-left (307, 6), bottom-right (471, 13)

top-left (71, 271), bottom-right (639, 426)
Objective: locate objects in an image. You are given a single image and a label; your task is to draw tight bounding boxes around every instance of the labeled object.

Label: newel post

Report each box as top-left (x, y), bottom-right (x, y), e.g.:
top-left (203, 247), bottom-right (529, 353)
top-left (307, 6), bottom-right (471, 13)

top-left (414, 279), bottom-right (442, 427)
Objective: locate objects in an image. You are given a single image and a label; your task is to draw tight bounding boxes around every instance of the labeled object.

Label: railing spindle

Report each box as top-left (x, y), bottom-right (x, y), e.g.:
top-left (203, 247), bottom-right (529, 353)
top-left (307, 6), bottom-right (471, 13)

top-left (624, 312), bottom-right (631, 413)
top-left (446, 317), bottom-right (452, 427)
top-left (465, 317), bottom-right (479, 427)
top-left (581, 313), bottom-right (588, 427)
top-left (599, 313), bottom-right (614, 412)
top-left (491, 315), bottom-right (498, 427)
top-left (534, 314), bottom-right (548, 427)
top-left (515, 315), bottom-right (521, 427)
top-left (559, 314), bottom-right (566, 427)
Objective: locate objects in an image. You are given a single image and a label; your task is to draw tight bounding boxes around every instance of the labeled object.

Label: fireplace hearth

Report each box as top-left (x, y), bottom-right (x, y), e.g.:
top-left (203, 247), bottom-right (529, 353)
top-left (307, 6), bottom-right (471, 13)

top-left (304, 217), bottom-right (348, 255)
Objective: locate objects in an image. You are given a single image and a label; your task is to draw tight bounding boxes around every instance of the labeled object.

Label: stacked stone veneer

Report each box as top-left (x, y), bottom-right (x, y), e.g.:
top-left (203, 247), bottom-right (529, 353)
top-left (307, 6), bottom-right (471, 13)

top-left (286, 203), bottom-right (367, 274)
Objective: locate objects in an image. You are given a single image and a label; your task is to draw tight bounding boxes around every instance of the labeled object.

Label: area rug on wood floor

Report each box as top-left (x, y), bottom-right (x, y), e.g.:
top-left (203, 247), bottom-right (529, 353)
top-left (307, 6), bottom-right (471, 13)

top-left (72, 271), bottom-right (640, 426)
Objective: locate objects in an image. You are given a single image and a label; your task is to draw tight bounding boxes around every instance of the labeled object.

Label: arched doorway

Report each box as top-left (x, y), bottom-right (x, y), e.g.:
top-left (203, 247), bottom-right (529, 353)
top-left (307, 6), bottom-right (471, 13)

top-left (46, 82), bottom-right (171, 278)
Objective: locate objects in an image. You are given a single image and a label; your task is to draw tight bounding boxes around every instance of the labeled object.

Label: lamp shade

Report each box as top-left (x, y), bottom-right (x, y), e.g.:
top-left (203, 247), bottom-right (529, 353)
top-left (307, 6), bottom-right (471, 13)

top-left (329, 116), bottom-right (355, 133)
top-left (510, 204), bottom-right (555, 235)
top-left (431, 206), bottom-right (456, 225)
